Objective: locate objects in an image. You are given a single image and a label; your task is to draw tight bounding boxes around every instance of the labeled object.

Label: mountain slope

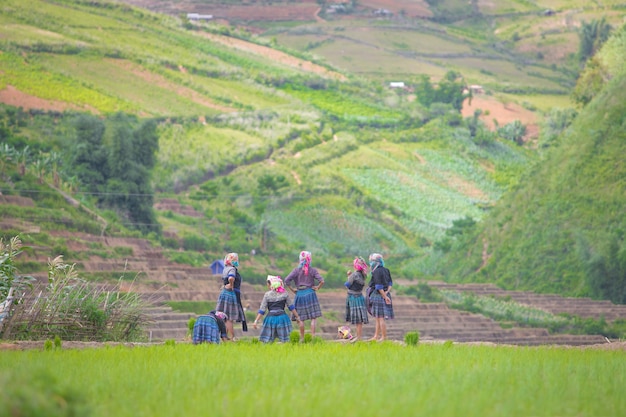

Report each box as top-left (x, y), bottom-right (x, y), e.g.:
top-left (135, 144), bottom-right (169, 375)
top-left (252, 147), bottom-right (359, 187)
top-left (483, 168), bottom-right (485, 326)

top-left (439, 24), bottom-right (626, 302)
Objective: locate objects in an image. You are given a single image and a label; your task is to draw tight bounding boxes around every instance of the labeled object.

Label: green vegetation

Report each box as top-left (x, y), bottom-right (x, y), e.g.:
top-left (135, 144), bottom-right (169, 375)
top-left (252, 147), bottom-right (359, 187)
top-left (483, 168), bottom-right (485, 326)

top-left (436, 24), bottom-right (626, 301)
top-left (1, 238), bottom-right (150, 341)
top-left (166, 301), bottom-right (215, 315)
top-left (439, 289), bottom-right (626, 338)
top-left (0, 343), bottom-right (625, 417)
top-left (1, 0), bottom-right (625, 308)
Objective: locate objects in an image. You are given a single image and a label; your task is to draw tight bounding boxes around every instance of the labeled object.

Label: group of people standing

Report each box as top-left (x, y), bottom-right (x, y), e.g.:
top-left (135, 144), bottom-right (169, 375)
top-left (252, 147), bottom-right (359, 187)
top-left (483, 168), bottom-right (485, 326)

top-left (192, 250), bottom-right (394, 344)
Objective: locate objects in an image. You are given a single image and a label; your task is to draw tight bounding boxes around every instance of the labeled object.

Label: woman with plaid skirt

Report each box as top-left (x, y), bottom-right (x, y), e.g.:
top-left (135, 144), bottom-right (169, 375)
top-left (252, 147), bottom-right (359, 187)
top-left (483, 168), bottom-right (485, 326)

top-left (367, 253), bottom-right (394, 341)
top-left (193, 311), bottom-right (229, 344)
top-left (216, 252), bottom-right (247, 340)
top-left (284, 250), bottom-right (324, 342)
top-left (253, 276), bottom-right (302, 343)
top-left (344, 256), bottom-right (369, 341)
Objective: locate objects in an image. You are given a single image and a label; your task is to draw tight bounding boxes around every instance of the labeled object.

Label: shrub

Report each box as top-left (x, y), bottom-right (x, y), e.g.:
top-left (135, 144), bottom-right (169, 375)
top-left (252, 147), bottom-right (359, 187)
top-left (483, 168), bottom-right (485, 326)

top-left (187, 317), bottom-right (196, 336)
top-left (404, 331), bottom-right (420, 346)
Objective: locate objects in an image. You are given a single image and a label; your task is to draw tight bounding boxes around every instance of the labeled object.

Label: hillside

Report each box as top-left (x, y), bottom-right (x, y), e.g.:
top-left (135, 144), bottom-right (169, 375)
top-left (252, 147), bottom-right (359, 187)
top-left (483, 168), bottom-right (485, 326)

top-left (437, 24), bottom-right (626, 303)
top-left (120, 0), bottom-right (625, 106)
top-left (0, 0), bottom-right (625, 304)
top-left (0, 0), bottom-right (534, 284)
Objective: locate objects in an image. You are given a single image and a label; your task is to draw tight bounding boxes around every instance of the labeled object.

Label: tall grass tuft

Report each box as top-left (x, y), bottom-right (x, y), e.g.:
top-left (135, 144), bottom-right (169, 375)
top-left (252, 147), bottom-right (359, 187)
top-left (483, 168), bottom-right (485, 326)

top-left (2, 255), bottom-right (152, 341)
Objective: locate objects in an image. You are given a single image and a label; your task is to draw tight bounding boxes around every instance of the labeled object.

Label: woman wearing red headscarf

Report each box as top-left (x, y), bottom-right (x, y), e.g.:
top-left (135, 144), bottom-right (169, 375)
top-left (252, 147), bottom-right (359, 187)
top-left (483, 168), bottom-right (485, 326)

top-left (344, 256), bottom-right (369, 341)
top-left (284, 250), bottom-right (324, 342)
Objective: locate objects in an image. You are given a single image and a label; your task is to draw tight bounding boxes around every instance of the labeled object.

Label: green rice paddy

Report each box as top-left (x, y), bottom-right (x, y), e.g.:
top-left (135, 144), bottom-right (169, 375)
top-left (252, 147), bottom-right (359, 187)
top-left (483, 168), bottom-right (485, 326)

top-left (1, 342), bottom-right (624, 417)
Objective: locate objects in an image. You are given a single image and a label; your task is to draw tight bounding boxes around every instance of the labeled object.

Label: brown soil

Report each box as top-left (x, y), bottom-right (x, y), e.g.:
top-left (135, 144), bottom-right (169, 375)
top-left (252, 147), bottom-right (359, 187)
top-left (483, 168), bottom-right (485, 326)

top-left (0, 85), bottom-right (98, 113)
top-left (461, 95), bottom-right (539, 141)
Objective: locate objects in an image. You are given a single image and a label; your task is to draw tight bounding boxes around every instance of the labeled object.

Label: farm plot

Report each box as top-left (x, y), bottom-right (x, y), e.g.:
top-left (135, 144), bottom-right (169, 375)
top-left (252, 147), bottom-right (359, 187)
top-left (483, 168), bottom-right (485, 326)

top-left (337, 26), bottom-right (473, 56)
top-left (0, 52), bottom-right (134, 114)
top-left (155, 123), bottom-right (269, 190)
top-left (195, 32), bottom-right (347, 80)
top-left (39, 55), bottom-right (232, 116)
top-left (343, 167), bottom-right (487, 240)
top-left (264, 203), bottom-right (411, 257)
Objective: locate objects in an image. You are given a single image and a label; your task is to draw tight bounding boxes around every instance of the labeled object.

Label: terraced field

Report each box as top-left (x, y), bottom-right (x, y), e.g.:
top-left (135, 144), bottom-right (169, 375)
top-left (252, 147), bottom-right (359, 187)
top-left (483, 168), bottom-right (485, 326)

top-left (4, 195), bottom-right (621, 345)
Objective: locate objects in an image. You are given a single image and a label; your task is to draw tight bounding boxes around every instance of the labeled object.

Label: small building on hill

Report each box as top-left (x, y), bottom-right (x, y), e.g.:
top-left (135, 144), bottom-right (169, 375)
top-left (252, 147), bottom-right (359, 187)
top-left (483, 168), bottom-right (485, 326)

top-left (187, 13), bottom-right (213, 21)
top-left (210, 259), bottom-right (224, 275)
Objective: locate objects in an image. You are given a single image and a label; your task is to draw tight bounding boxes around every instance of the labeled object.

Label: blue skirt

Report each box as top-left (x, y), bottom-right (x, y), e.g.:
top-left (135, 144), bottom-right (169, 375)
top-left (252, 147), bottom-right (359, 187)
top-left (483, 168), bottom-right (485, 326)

top-left (293, 288), bottom-right (322, 321)
top-left (369, 292), bottom-right (394, 319)
top-left (346, 294), bottom-right (369, 324)
top-left (216, 289), bottom-right (242, 321)
top-left (193, 315), bottom-right (221, 344)
top-left (259, 312), bottom-right (293, 343)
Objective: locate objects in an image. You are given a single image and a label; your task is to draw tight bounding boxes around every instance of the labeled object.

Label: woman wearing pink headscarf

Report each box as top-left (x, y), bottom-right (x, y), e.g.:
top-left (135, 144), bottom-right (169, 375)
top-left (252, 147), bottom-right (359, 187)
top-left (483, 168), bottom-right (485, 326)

top-left (344, 256), bottom-right (369, 341)
top-left (284, 250), bottom-right (324, 342)
top-left (192, 311), bottom-right (229, 344)
top-left (253, 275), bottom-right (302, 343)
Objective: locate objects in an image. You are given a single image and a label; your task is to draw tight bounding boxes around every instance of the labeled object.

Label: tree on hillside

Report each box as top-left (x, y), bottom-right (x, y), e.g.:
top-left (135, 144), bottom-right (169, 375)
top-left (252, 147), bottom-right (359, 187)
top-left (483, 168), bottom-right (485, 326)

top-left (497, 120), bottom-right (526, 146)
top-left (70, 114), bottom-right (108, 190)
top-left (585, 234), bottom-right (626, 304)
top-left (67, 113), bottom-right (160, 234)
top-left (579, 18), bottom-right (612, 63)
top-left (104, 114), bottom-right (160, 234)
top-left (414, 71), bottom-right (467, 112)
top-left (538, 108), bottom-right (578, 149)
top-left (571, 56), bottom-right (610, 107)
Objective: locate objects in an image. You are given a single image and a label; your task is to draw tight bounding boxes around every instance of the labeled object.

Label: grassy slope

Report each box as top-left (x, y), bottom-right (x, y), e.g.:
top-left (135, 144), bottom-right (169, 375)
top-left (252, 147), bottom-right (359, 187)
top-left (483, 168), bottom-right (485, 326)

top-left (439, 25), bottom-right (626, 297)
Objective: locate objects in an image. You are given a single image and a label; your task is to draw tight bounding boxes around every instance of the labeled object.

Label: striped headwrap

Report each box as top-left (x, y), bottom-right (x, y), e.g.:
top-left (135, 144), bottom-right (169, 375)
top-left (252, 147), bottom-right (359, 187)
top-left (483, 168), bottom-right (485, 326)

top-left (299, 251), bottom-right (312, 276)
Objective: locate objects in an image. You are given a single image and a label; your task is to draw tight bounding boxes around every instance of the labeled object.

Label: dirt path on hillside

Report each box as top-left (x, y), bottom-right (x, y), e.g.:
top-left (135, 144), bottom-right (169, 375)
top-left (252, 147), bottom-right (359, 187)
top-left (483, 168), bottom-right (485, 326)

top-left (196, 32), bottom-right (346, 81)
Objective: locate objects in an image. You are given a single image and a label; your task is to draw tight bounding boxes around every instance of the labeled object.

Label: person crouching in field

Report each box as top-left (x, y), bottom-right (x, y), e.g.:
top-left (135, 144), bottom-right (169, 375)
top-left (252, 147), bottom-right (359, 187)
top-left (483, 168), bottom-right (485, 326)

top-left (216, 252), bottom-right (248, 340)
top-left (344, 256), bottom-right (369, 341)
top-left (284, 250), bottom-right (324, 342)
top-left (367, 253), bottom-right (394, 341)
top-left (253, 275), bottom-right (302, 343)
top-left (193, 311), bottom-right (229, 344)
